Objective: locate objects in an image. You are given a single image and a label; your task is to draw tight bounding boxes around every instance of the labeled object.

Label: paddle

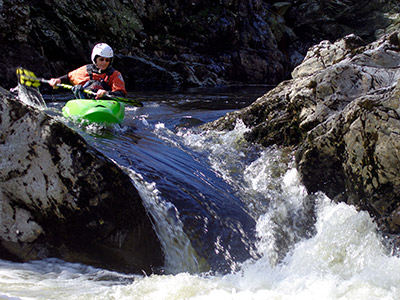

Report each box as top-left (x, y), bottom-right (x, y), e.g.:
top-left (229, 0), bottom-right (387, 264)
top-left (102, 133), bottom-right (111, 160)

top-left (16, 67), bottom-right (143, 107)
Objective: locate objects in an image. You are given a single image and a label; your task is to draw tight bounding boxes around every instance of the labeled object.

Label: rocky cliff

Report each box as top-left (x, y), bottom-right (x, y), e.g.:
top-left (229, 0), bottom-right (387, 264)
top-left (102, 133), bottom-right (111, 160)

top-left (0, 88), bottom-right (164, 273)
top-left (205, 32), bottom-right (400, 236)
top-left (1, 0), bottom-right (399, 89)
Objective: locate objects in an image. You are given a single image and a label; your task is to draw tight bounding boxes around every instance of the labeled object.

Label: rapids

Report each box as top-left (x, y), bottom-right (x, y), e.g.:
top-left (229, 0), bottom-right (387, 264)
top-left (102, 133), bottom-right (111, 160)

top-left (1, 87), bottom-right (399, 299)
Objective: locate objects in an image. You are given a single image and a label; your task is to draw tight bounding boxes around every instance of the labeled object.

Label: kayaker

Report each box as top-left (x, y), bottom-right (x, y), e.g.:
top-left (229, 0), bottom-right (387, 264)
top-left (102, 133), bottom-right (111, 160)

top-left (48, 43), bottom-right (127, 99)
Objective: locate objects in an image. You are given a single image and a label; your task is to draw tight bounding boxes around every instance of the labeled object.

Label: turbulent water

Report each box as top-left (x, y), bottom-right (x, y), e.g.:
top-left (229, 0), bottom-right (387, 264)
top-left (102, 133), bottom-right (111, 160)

top-left (2, 87), bottom-right (400, 299)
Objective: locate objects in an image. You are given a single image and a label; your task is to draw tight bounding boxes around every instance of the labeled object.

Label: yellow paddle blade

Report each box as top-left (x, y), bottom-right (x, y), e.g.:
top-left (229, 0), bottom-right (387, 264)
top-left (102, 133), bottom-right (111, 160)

top-left (16, 68), bottom-right (41, 88)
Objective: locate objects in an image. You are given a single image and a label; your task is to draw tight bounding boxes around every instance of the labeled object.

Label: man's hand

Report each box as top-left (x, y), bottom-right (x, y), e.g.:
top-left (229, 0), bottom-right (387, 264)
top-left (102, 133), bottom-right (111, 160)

top-left (48, 78), bottom-right (61, 88)
top-left (96, 89), bottom-right (107, 99)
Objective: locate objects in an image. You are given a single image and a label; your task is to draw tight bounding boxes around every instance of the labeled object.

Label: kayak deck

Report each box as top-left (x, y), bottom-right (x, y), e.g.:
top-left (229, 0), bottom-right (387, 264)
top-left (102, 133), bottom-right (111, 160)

top-left (62, 99), bottom-right (125, 124)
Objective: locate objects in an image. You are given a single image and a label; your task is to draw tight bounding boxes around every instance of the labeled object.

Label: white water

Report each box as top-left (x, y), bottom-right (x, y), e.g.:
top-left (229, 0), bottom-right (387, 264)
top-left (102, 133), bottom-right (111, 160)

top-left (124, 168), bottom-right (206, 274)
top-left (1, 119), bottom-right (399, 299)
top-left (0, 188), bottom-right (398, 299)
top-left (16, 83), bottom-right (47, 109)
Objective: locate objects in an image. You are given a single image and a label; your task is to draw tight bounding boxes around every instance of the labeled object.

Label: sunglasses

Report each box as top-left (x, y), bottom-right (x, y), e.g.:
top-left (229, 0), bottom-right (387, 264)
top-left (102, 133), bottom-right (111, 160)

top-left (98, 57), bottom-right (111, 62)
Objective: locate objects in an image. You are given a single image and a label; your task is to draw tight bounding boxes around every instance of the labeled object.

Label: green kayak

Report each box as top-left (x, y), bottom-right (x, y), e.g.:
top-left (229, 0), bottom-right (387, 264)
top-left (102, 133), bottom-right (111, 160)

top-left (62, 99), bottom-right (125, 124)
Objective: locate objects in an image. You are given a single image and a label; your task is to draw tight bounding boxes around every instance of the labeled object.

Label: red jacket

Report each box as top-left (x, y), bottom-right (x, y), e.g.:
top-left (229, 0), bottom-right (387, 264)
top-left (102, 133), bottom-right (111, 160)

top-left (68, 65), bottom-right (127, 96)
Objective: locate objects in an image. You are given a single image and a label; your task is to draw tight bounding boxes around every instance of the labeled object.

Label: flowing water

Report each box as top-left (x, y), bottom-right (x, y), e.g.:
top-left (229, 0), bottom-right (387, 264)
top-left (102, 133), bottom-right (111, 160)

top-left (2, 87), bottom-right (400, 299)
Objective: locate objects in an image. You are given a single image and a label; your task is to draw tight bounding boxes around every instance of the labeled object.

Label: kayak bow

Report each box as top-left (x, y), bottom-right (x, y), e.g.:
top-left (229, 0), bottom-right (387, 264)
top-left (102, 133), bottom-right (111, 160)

top-left (62, 99), bottom-right (125, 124)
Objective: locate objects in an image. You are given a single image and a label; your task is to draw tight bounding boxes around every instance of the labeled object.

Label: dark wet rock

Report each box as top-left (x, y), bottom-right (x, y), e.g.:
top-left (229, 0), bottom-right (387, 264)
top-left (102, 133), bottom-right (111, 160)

top-left (113, 55), bottom-right (182, 87)
top-left (0, 0), bottom-right (286, 89)
top-left (205, 32), bottom-right (400, 233)
top-left (1, 0), bottom-right (399, 89)
top-left (0, 89), bottom-right (164, 273)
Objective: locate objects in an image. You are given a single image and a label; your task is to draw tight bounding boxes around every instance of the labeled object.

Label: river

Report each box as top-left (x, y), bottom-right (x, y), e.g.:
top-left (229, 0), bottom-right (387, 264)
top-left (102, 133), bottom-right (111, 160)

top-left (1, 87), bottom-right (399, 299)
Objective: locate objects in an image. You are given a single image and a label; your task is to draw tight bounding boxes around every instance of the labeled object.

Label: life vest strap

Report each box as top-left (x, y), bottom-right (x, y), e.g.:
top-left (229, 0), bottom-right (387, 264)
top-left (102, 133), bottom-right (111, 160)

top-left (86, 64), bottom-right (115, 91)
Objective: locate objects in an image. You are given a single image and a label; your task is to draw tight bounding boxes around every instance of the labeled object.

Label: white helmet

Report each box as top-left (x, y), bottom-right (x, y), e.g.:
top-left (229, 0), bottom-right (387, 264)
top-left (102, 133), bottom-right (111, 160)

top-left (91, 43), bottom-right (114, 64)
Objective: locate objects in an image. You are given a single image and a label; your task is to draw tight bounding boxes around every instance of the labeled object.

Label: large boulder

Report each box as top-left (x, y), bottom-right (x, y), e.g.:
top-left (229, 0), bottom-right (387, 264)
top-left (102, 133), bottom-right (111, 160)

top-left (205, 32), bottom-right (400, 233)
top-left (0, 88), bottom-right (164, 273)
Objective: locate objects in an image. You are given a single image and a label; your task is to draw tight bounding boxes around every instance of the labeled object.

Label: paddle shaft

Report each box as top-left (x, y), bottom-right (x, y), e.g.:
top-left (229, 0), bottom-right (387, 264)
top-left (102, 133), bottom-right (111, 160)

top-left (42, 79), bottom-right (99, 97)
top-left (21, 74), bottom-right (143, 107)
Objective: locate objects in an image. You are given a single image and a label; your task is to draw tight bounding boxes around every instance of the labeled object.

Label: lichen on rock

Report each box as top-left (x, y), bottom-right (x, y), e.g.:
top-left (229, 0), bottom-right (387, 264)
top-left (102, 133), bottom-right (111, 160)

top-left (0, 90), bottom-right (164, 273)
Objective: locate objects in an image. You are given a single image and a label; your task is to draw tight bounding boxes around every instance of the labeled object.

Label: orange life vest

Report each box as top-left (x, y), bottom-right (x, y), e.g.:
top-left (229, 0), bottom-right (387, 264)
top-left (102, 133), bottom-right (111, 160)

top-left (68, 64), bottom-right (127, 95)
